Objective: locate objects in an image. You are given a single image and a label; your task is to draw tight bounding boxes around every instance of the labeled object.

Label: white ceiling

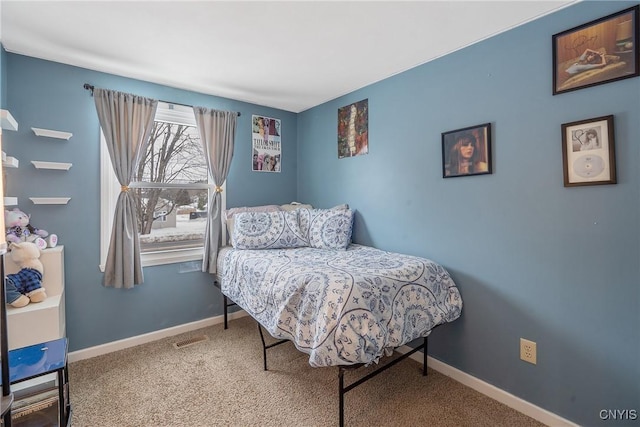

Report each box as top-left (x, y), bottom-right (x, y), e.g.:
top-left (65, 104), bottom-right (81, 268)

top-left (1, 1), bottom-right (576, 113)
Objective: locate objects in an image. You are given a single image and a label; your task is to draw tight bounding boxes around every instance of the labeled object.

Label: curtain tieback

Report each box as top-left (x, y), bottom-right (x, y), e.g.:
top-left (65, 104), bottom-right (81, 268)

top-left (214, 186), bottom-right (223, 193)
top-left (121, 185), bottom-right (130, 192)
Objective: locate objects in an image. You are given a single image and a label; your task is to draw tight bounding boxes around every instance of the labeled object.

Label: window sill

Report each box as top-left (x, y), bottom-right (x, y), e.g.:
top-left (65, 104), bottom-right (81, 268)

top-left (98, 247), bottom-right (203, 272)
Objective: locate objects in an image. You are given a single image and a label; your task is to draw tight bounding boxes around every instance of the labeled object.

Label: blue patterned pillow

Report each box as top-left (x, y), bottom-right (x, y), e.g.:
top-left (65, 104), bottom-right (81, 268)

top-left (224, 204), bottom-right (282, 246)
top-left (232, 210), bottom-right (308, 249)
top-left (298, 208), bottom-right (353, 250)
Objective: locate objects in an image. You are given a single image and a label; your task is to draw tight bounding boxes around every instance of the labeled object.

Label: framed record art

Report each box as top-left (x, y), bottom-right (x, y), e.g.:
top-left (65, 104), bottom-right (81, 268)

top-left (561, 115), bottom-right (616, 187)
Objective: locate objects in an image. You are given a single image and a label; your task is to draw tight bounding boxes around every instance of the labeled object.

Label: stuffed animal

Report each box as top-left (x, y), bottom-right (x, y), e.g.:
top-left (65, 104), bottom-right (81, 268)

top-left (5, 241), bottom-right (46, 308)
top-left (5, 208), bottom-right (58, 250)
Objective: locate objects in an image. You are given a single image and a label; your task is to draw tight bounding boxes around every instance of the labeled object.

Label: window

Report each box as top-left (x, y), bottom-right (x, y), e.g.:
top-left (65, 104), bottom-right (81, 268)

top-left (100, 102), bottom-right (226, 270)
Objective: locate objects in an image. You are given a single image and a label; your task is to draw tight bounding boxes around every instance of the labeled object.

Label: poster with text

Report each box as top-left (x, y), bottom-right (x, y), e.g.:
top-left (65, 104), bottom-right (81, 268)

top-left (252, 115), bottom-right (281, 172)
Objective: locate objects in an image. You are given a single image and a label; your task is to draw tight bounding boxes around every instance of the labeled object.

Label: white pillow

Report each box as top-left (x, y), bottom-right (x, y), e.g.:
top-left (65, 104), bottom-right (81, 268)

top-left (280, 202), bottom-right (313, 211)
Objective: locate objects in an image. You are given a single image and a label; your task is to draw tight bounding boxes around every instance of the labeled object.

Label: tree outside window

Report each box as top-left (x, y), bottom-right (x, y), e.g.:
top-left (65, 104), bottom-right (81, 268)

top-left (133, 119), bottom-right (209, 253)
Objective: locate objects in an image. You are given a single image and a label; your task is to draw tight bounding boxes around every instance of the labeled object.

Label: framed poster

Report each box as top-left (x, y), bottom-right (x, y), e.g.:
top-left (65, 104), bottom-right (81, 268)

top-left (252, 115), bottom-right (281, 173)
top-left (442, 123), bottom-right (492, 178)
top-left (553, 5), bottom-right (639, 95)
top-left (561, 115), bottom-right (616, 187)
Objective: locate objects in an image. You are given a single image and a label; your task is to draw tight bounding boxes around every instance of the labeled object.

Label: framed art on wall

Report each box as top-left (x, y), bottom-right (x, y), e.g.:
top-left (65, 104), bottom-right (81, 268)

top-left (561, 115), bottom-right (616, 187)
top-left (553, 5), bottom-right (639, 95)
top-left (337, 99), bottom-right (368, 159)
top-left (442, 123), bottom-right (492, 178)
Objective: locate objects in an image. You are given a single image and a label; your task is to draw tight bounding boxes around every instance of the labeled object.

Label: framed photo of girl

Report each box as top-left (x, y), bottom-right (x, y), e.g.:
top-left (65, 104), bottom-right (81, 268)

top-left (442, 123), bottom-right (492, 178)
top-left (552, 5), bottom-right (639, 95)
top-left (561, 115), bottom-right (616, 187)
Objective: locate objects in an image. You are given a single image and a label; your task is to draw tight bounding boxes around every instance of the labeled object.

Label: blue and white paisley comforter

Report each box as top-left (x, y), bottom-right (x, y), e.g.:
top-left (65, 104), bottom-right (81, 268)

top-left (217, 244), bottom-right (463, 367)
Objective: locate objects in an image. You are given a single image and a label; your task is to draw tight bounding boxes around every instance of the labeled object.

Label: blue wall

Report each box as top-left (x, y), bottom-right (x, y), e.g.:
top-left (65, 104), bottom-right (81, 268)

top-left (297, 1), bottom-right (639, 426)
top-left (3, 54), bottom-right (297, 351)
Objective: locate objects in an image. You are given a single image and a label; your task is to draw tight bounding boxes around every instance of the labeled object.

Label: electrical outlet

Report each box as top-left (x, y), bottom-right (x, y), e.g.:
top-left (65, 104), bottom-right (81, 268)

top-left (520, 338), bottom-right (537, 365)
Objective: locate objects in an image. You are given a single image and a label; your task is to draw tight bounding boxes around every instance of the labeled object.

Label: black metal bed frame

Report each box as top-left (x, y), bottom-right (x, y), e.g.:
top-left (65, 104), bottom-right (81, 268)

top-left (256, 323), bottom-right (429, 427)
top-left (216, 283), bottom-right (432, 427)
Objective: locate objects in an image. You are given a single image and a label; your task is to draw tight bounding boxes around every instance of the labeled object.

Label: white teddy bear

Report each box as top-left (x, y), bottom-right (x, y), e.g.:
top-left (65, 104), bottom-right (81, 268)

top-left (5, 241), bottom-right (46, 308)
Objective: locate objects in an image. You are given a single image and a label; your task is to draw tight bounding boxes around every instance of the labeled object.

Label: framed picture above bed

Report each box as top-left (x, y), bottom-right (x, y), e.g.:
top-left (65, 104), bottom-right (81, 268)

top-left (441, 123), bottom-right (492, 178)
top-left (561, 115), bottom-right (616, 187)
top-left (553, 5), bottom-right (639, 95)
top-left (337, 99), bottom-right (368, 159)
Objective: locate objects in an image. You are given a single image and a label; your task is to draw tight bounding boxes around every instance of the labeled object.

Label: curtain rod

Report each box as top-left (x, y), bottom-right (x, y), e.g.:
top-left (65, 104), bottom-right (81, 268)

top-left (83, 84), bottom-right (241, 116)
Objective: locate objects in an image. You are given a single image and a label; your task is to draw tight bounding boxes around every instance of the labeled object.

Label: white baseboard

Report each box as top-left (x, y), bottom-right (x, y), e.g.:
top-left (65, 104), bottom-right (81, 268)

top-left (68, 310), bottom-right (248, 363)
top-left (69, 315), bottom-right (575, 427)
top-left (398, 345), bottom-right (578, 427)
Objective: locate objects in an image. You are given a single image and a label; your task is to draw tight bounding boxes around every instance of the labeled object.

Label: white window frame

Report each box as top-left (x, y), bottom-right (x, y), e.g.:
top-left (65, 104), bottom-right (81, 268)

top-left (99, 102), bottom-right (226, 271)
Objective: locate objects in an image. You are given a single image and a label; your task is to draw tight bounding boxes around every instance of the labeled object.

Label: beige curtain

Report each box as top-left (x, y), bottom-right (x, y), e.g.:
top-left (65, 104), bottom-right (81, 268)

top-left (94, 88), bottom-right (158, 288)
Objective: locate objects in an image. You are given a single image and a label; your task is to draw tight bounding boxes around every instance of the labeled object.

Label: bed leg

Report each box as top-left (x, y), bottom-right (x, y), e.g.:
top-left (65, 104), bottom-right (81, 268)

top-left (254, 323), bottom-right (288, 372)
top-left (258, 323), bottom-right (268, 371)
top-left (338, 367), bottom-right (345, 427)
top-left (223, 295), bottom-right (229, 330)
top-left (423, 336), bottom-right (428, 376)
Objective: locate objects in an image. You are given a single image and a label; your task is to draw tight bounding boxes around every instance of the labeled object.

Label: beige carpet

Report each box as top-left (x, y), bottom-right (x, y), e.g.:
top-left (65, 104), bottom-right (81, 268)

top-left (69, 316), bottom-right (544, 427)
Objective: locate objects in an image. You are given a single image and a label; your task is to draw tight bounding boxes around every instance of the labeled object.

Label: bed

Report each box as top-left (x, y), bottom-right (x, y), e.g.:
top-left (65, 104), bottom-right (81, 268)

top-left (214, 205), bottom-right (463, 425)
top-left (217, 244), bottom-right (462, 367)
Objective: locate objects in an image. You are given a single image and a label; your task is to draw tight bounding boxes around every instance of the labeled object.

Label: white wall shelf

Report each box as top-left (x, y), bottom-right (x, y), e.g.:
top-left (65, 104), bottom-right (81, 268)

top-left (2, 156), bottom-right (19, 168)
top-left (0, 109), bottom-right (18, 131)
top-left (1, 124), bottom-right (20, 206)
top-left (29, 197), bottom-right (71, 205)
top-left (31, 127), bottom-right (73, 140)
top-left (4, 197), bottom-right (18, 206)
top-left (31, 161), bottom-right (72, 170)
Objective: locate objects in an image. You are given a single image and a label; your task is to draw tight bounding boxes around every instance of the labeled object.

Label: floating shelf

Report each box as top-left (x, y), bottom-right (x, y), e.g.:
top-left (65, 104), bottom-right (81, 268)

top-left (29, 197), bottom-right (71, 205)
top-left (31, 127), bottom-right (73, 140)
top-left (2, 156), bottom-right (19, 168)
top-left (31, 161), bottom-right (72, 170)
top-left (4, 197), bottom-right (18, 206)
top-left (0, 109), bottom-right (18, 131)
